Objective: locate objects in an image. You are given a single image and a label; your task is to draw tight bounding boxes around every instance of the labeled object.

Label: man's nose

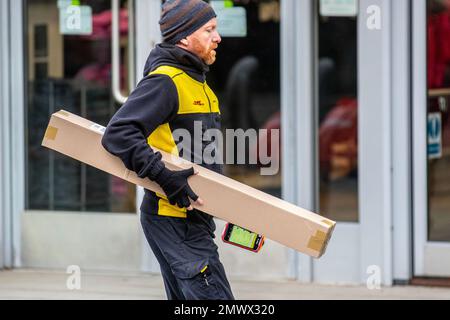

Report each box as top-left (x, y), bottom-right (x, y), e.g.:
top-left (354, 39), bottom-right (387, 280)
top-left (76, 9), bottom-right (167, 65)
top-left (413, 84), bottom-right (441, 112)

top-left (214, 31), bottom-right (222, 44)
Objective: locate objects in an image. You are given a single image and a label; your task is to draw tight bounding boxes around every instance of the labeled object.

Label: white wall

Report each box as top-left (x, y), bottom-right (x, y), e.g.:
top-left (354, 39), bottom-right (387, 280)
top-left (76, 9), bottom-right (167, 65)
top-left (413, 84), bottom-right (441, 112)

top-left (22, 212), bottom-right (142, 271)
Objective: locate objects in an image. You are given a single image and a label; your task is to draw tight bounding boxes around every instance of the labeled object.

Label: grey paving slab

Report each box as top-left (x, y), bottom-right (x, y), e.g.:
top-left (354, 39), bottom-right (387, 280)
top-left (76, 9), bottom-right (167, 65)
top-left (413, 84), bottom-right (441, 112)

top-left (1, 269), bottom-right (450, 300)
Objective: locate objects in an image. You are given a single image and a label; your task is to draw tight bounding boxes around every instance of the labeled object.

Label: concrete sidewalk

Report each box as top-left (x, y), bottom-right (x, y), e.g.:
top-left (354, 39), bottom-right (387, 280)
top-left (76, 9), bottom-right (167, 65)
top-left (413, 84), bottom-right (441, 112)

top-left (1, 269), bottom-right (450, 300)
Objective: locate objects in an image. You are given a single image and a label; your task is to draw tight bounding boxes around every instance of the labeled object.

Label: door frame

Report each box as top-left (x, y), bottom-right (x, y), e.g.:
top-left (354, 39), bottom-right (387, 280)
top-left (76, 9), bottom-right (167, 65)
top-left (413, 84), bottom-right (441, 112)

top-left (284, 0), bottom-right (411, 285)
top-left (2, 0), bottom-right (25, 269)
top-left (391, 0), bottom-right (413, 283)
top-left (313, 0), bottom-right (361, 285)
top-left (281, 0), bottom-right (316, 282)
top-left (282, 0), bottom-right (364, 285)
top-left (412, 0), bottom-right (450, 277)
top-left (0, 0), bottom-right (9, 269)
top-left (412, 0), bottom-right (428, 277)
top-left (18, 0), bottom-right (143, 271)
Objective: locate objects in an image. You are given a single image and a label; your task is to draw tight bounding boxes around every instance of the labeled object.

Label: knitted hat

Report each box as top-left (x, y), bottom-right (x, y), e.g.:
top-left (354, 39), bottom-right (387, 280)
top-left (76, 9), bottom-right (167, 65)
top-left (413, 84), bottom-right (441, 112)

top-left (159, 0), bottom-right (217, 45)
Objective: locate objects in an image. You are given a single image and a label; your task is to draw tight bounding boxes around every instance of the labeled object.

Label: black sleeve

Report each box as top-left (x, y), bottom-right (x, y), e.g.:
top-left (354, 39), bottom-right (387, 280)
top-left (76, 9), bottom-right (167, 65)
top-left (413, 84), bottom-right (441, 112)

top-left (101, 74), bottom-right (178, 180)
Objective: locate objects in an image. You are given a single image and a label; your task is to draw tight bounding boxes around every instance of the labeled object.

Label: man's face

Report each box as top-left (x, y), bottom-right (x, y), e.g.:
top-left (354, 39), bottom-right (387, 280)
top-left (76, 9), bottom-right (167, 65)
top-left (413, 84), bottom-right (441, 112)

top-left (185, 18), bottom-right (221, 65)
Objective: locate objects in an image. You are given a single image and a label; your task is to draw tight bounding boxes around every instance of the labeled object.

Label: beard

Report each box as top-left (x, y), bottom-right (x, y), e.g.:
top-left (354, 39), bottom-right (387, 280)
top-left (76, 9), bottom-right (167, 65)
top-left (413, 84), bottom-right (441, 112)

top-left (204, 49), bottom-right (217, 65)
top-left (192, 38), bottom-right (218, 65)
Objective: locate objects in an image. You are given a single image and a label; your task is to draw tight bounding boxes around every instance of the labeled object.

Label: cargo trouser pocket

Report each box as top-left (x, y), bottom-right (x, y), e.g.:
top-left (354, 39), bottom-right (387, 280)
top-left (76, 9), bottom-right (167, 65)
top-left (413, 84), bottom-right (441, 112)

top-left (170, 259), bottom-right (225, 300)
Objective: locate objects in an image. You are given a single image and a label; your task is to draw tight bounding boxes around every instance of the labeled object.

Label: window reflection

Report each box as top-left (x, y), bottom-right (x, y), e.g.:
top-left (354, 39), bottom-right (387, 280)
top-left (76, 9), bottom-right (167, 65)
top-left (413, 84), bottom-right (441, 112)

top-left (26, 0), bottom-right (135, 213)
top-left (427, 0), bottom-right (450, 241)
top-left (208, 0), bottom-right (282, 198)
top-left (318, 14), bottom-right (359, 222)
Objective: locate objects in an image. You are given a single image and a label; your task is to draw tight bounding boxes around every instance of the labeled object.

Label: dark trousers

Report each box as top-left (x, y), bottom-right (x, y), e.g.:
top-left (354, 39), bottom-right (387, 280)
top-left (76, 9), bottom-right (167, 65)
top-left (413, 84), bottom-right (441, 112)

top-left (140, 212), bottom-right (234, 300)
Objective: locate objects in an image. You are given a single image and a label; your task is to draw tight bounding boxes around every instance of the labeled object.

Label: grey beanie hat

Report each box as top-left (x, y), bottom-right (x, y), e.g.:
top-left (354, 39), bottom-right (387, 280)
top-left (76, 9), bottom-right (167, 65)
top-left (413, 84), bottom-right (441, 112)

top-left (159, 0), bottom-right (217, 44)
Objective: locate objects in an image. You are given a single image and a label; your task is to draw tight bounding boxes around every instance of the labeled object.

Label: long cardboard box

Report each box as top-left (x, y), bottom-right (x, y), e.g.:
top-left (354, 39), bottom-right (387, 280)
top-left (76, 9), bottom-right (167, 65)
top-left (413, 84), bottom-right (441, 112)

top-left (42, 110), bottom-right (336, 258)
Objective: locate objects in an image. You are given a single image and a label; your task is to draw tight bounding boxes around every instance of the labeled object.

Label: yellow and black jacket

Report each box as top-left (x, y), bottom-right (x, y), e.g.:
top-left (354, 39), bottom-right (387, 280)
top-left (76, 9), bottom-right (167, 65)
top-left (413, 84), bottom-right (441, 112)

top-left (102, 43), bottom-right (222, 222)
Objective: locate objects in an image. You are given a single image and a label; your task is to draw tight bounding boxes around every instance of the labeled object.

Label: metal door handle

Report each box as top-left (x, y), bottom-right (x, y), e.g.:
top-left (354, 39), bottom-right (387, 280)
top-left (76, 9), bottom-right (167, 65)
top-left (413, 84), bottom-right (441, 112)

top-left (112, 0), bottom-right (135, 104)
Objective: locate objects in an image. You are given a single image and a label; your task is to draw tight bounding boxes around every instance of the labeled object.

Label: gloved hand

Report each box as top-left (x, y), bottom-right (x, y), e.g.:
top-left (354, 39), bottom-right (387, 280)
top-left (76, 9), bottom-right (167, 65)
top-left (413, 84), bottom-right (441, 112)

top-left (154, 167), bottom-right (201, 210)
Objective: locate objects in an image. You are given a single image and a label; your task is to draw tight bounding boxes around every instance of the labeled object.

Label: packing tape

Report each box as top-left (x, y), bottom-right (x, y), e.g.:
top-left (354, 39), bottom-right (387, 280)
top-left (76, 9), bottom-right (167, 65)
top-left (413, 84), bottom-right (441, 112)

top-left (44, 126), bottom-right (58, 141)
top-left (307, 230), bottom-right (328, 252)
top-left (322, 219), bottom-right (335, 227)
top-left (57, 110), bottom-right (70, 117)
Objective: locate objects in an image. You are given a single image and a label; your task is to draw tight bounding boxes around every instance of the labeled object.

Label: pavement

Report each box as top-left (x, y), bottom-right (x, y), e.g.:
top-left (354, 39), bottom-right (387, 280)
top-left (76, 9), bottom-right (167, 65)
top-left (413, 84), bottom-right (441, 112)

top-left (1, 269), bottom-right (450, 300)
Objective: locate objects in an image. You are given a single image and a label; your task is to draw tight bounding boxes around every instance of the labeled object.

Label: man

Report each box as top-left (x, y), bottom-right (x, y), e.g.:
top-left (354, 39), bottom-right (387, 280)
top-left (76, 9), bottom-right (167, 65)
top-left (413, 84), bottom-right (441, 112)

top-left (101, 0), bottom-right (234, 300)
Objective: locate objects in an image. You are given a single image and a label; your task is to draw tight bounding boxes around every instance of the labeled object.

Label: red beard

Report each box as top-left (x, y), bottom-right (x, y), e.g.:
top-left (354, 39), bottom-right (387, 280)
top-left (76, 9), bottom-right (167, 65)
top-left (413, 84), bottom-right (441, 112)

top-left (192, 38), bottom-right (218, 65)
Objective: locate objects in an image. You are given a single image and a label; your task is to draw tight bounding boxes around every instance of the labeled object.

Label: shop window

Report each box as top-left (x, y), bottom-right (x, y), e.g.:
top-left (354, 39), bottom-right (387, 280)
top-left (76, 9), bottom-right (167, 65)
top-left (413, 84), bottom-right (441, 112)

top-left (318, 9), bottom-right (359, 222)
top-left (34, 24), bottom-right (48, 58)
top-left (208, 0), bottom-right (282, 198)
top-left (25, 0), bottom-right (135, 213)
top-left (427, 0), bottom-right (450, 241)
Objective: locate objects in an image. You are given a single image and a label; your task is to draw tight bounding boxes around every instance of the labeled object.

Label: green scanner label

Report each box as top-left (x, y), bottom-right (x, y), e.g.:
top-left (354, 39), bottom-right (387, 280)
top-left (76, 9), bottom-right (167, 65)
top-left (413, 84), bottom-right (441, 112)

top-left (229, 226), bottom-right (257, 248)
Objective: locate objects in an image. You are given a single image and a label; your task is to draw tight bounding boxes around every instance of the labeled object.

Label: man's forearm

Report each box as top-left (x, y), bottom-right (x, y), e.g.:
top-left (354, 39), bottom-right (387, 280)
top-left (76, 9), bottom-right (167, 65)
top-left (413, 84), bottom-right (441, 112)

top-left (101, 123), bottom-right (165, 180)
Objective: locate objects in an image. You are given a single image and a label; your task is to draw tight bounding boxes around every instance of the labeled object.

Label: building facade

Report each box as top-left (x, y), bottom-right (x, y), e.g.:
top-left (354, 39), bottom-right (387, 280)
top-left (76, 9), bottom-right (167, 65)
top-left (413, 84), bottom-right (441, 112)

top-left (1, 0), bottom-right (450, 286)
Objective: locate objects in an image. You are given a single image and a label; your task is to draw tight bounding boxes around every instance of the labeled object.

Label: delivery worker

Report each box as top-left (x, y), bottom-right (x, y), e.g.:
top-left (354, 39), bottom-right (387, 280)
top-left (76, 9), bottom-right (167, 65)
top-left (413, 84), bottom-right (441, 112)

top-left (101, 0), bottom-right (234, 300)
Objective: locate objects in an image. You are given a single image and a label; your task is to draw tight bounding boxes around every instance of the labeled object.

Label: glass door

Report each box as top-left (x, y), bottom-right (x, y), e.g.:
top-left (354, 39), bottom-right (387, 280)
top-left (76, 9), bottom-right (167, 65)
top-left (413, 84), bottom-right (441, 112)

top-left (312, 0), bottom-right (360, 284)
top-left (414, 0), bottom-right (450, 277)
top-left (23, 0), bottom-right (140, 270)
top-left (426, 0), bottom-right (450, 246)
top-left (317, 5), bottom-right (358, 223)
top-left (26, 0), bottom-right (135, 213)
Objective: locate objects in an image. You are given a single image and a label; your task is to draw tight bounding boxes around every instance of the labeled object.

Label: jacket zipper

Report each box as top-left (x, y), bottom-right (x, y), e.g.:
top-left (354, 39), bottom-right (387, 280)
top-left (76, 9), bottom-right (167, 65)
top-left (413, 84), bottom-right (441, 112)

top-left (203, 84), bottom-right (212, 113)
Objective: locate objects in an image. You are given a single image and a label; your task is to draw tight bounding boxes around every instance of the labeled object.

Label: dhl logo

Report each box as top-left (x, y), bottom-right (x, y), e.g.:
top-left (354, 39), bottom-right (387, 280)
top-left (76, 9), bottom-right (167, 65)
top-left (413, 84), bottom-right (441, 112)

top-left (193, 100), bottom-right (205, 106)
